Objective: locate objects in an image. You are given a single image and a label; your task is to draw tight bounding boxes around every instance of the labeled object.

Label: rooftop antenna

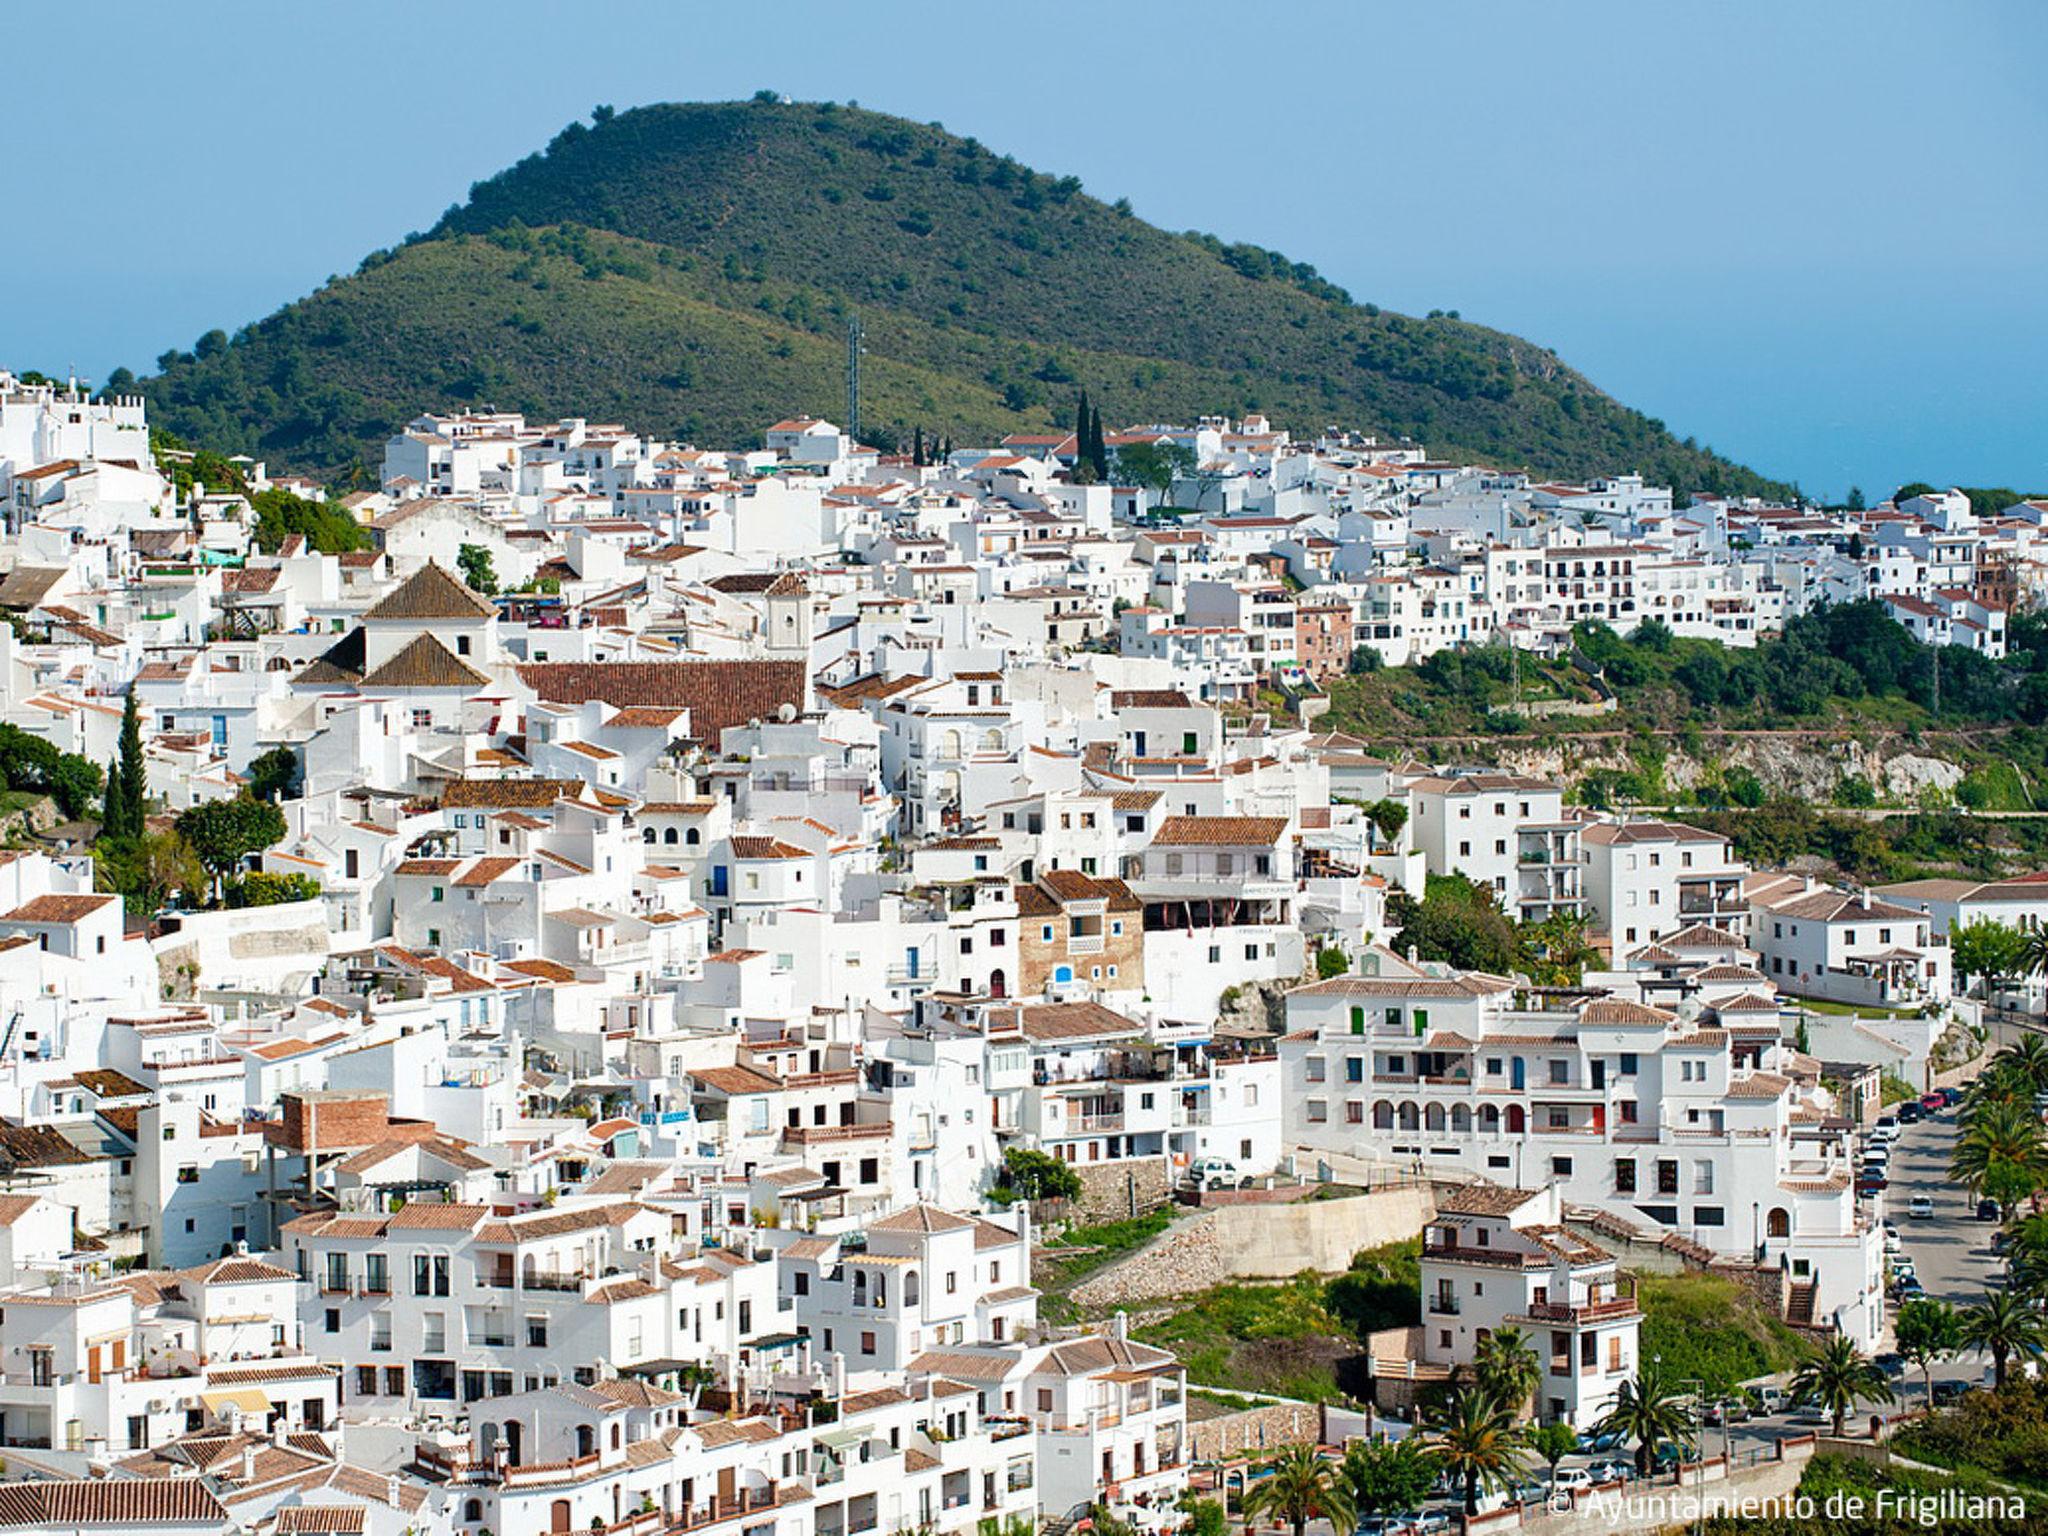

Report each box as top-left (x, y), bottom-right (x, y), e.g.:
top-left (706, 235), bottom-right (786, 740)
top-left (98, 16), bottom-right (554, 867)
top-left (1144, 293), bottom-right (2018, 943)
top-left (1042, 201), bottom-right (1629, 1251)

top-left (845, 313), bottom-right (864, 444)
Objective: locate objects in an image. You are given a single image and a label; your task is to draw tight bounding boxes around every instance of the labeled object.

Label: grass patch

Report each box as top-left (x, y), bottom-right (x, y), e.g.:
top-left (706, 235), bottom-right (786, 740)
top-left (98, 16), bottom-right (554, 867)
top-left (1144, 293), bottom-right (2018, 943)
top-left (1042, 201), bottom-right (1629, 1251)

top-left (1789, 996), bottom-right (1920, 1019)
top-left (1636, 1271), bottom-right (1809, 1395)
top-left (1032, 1208), bottom-right (1176, 1321)
top-left (1131, 1240), bottom-right (1422, 1405)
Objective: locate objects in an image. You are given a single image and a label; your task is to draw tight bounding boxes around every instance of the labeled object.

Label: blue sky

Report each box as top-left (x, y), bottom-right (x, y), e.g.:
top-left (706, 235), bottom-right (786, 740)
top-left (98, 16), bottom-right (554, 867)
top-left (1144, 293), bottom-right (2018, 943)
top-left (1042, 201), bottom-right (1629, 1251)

top-left (5, 0), bottom-right (2043, 498)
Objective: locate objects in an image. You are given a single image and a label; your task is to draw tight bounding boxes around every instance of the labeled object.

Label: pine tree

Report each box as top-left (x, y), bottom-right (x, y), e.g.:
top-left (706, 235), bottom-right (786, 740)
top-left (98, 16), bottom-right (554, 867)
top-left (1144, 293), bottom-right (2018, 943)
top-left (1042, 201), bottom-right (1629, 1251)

top-left (102, 754), bottom-right (127, 840)
top-left (118, 691), bottom-right (146, 835)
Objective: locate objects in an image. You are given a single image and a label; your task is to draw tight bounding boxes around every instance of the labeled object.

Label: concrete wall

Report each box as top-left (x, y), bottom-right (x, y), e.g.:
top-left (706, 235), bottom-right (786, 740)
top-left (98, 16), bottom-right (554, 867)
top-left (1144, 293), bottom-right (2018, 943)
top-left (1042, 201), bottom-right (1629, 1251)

top-left (1211, 1185), bottom-right (1434, 1279)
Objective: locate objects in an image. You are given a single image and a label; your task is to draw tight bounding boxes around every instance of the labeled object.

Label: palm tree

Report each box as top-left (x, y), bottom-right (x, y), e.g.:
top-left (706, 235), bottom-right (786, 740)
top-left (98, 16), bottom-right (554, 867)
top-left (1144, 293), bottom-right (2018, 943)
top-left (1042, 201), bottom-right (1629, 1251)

top-left (1992, 1029), bottom-right (2048, 1092)
top-left (1240, 1445), bottom-right (1353, 1536)
top-left (2007, 1213), bottom-right (2048, 1299)
top-left (1949, 1102), bottom-right (2048, 1219)
top-left (1893, 1297), bottom-right (1961, 1409)
top-left (1422, 1385), bottom-right (1528, 1515)
top-left (1472, 1327), bottom-right (1542, 1420)
top-left (1593, 1359), bottom-right (1693, 1476)
top-left (1342, 1437), bottom-right (1435, 1523)
top-left (1789, 1335), bottom-right (1894, 1437)
top-left (1959, 1288), bottom-right (2048, 1389)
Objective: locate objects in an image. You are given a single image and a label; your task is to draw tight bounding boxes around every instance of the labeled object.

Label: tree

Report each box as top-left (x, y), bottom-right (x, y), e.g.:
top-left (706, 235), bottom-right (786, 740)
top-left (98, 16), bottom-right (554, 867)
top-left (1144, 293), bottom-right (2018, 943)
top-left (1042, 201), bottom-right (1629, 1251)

top-left (1472, 1326), bottom-right (1542, 1420)
top-left (1594, 1360), bottom-right (1693, 1476)
top-left (458, 543), bottom-right (500, 596)
top-left (1242, 1445), bottom-right (1353, 1536)
top-left (1341, 1437), bottom-right (1434, 1522)
top-left (1527, 1422), bottom-right (1579, 1500)
top-left (997, 1146), bottom-right (1082, 1203)
top-left (1846, 486), bottom-right (1866, 512)
top-left (175, 797), bottom-right (288, 899)
top-left (1365, 797), bottom-right (1407, 849)
top-left (249, 488), bottom-right (367, 555)
top-left (1174, 1492), bottom-right (1227, 1536)
top-left (227, 871), bottom-right (322, 907)
top-left (1387, 874), bottom-right (1519, 975)
top-left (1315, 947), bottom-right (1349, 980)
top-left (246, 745), bottom-right (302, 804)
top-left (1789, 1334), bottom-right (1892, 1437)
top-left (101, 753), bottom-right (128, 841)
top-left (1959, 1288), bottom-right (2048, 1389)
top-left (1950, 1102), bottom-right (2048, 1222)
top-left (118, 690), bottom-right (146, 834)
top-left (94, 829), bottom-right (207, 916)
top-left (1114, 440), bottom-right (1196, 507)
top-left (1992, 1032), bottom-right (2048, 1094)
top-left (1516, 909), bottom-right (1601, 988)
top-left (1951, 918), bottom-right (2030, 1000)
top-left (1422, 1386), bottom-right (1527, 1515)
top-left (1894, 1298), bottom-right (1961, 1410)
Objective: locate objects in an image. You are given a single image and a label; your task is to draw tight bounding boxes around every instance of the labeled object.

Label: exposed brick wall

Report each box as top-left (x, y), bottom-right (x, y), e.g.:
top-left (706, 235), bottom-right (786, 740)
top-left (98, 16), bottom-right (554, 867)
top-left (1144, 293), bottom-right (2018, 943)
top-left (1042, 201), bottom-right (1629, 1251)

top-left (280, 1091), bottom-right (391, 1153)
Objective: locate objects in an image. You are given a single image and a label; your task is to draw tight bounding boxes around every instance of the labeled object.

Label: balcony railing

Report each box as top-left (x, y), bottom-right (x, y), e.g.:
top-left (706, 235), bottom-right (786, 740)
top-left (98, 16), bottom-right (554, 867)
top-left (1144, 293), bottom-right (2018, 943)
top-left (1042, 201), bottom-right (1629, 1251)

top-left (1428, 1296), bottom-right (1461, 1315)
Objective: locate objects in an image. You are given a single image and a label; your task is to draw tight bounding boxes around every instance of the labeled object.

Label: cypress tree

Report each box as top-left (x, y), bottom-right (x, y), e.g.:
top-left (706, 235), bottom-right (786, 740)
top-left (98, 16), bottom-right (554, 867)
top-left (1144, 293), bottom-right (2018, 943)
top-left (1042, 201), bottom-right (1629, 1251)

top-left (118, 691), bottom-right (146, 834)
top-left (1088, 405), bottom-right (1109, 481)
top-left (102, 754), bottom-right (127, 840)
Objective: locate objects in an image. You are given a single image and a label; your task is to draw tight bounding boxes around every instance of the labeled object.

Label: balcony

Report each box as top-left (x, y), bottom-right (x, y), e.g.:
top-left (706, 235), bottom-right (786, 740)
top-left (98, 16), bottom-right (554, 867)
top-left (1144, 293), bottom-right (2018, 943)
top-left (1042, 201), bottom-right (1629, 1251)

top-left (521, 1270), bottom-right (588, 1292)
top-left (1515, 1283), bottom-right (1640, 1326)
top-left (1070, 1113), bottom-right (1125, 1134)
top-left (1428, 1296), bottom-right (1462, 1316)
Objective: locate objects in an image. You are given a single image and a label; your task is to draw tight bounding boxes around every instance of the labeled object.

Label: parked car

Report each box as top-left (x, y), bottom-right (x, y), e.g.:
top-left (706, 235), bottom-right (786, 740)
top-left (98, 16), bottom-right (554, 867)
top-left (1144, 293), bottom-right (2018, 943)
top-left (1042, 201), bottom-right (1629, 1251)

top-left (1932, 1380), bottom-right (1970, 1406)
top-left (1585, 1460), bottom-right (1630, 1485)
top-left (1551, 1469), bottom-right (1595, 1496)
top-left (1978, 1199), bottom-right (2001, 1221)
top-left (1873, 1352), bottom-right (1907, 1376)
top-left (1898, 1100), bottom-right (1925, 1124)
top-left (1883, 1229), bottom-right (1903, 1254)
top-left (1909, 1195), bottom-right (1935, 1220)
top-left (1896, 1280), bottom-right (1927, 1302)
top-left (1187, 1157), bottom-right (1241, 1189)
top-left (1752, 1385), bottom-right (1789, 1414)
top-left (1857, 1173), bottom-right (1888, 1195)
top-left (1874, 1115), bottom-right (1901, 1139)
top-left (1941, 1087), bottom-right (1966, 1107)
top-left (1577, 1429), bottom-right (1625, 1454)
top-left (1921, 1092), bottom-right (1947, 1112)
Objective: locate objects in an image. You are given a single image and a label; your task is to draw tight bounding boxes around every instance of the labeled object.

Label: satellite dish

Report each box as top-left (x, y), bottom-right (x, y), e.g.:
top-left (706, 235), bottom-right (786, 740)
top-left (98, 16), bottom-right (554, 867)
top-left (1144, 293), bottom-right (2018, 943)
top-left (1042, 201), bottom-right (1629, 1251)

top-left (776, 703), bottom-right (797, 724)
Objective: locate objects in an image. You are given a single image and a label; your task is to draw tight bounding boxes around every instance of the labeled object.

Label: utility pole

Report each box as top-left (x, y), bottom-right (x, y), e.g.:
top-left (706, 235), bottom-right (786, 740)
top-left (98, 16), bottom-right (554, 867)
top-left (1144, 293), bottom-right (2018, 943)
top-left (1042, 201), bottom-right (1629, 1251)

top-left (845, 313), bottom-right (863, 444)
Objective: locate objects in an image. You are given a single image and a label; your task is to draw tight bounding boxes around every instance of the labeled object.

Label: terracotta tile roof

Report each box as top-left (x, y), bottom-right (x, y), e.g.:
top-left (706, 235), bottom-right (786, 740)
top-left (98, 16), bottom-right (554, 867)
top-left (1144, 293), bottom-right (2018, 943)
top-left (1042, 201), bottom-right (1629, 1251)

top-left (515, 659), bottom-right (805, 744)
top-left (362, 561), bottom-right (496, 622)
top-left (359, 632), bottom-right (491, 690)
top-left (2, 892), bottom-right (116, 924)
top-left (0, 1480), bottom-right (228, 1526)
top-left (440, 779), bottom-right (584, 809)
top-left (1151, 815), bottom-right (1288, 846)
top-left (454, 856), bottom-right (521, 887)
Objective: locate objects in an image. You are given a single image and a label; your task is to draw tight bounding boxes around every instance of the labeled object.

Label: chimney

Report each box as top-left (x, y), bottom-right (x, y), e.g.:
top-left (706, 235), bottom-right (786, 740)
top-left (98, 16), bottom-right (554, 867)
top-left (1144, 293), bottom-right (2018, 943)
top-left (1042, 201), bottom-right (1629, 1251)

top-left (240, 1445), bottom-right (257, 1482)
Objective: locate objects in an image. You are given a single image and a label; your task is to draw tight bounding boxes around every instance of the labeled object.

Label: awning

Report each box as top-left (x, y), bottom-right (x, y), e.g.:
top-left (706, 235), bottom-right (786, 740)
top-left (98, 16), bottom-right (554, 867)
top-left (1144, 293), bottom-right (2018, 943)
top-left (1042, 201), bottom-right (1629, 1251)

top-left (202, 1387), bottom-right (273, 1415)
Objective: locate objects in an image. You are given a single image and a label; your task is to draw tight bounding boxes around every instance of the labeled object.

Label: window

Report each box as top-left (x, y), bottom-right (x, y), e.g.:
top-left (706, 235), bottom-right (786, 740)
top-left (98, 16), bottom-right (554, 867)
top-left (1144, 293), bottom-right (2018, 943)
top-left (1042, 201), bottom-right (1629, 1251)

top-left (1551, 1156), bottom-right (1573, 1176)
top-left (325, 1254), bottom-right (348, 1293)
top-left (1619, 1052), bottom-right (1638, 1074)
top-left (1345, 1057), bottom-right (1364, 1083)
top-left (860, 1331), bottom-right (877, 1356)
top-left (1306, 1100), bottom-right (1328, 1124)
top-left (1548, 1059), bottom-right (1570, 1084)
top-left (1694, 1206), bottom-right (1725, 1227)
top-left (365, 1254), bottom-right (388, 1294)
top-left (1615, 1158), bottom-right (1636, 1193)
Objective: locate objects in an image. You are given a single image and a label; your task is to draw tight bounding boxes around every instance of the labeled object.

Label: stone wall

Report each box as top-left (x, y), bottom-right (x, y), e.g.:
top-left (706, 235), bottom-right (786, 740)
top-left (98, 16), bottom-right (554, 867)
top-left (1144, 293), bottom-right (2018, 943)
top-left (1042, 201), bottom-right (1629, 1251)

top-left (1209, 1185), bottom-right (1434, 1278)
top-left (1188, 1400), bottom-right (1323, 1461)
top-left (1069, 1158), bottom-right (1173, 1222)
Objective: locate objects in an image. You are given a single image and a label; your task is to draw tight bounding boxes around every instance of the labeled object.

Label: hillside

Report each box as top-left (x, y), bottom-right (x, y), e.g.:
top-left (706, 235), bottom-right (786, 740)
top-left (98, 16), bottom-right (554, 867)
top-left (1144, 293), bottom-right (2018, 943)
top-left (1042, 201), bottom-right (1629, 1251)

top-left (137, 100), bottom-right (1782, 492)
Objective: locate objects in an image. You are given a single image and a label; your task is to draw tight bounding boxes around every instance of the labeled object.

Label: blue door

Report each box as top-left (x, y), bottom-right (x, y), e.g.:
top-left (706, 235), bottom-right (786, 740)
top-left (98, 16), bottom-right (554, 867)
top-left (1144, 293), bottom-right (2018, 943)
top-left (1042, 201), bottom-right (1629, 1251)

top-left (1511, 1057), bottom-right (1526, 1090)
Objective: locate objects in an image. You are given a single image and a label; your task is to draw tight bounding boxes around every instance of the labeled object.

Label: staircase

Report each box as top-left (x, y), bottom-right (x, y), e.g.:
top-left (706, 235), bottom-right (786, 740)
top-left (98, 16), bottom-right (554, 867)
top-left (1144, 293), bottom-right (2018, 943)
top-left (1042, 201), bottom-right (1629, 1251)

top-left (1785, 1281), bottom-right (1818, 1328)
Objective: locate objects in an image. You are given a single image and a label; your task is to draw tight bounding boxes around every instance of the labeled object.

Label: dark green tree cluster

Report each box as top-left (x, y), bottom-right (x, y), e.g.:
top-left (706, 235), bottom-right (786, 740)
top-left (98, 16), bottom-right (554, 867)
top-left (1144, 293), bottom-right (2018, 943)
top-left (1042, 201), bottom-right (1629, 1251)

top-left (457, 542), bottom-right (499, 595)
top-left (175, 797), bottom-right (289, 900)
top-left (0, 724), bottom-right (102, 820)
top-left (250, 488), bottom-right (368, 556)
top-left (1071, 390), bottom-right (1108, 482)
top-left (101, 694), bottom-right (148, 840)
top-left (1385, 874), bottom-right (1520, 975)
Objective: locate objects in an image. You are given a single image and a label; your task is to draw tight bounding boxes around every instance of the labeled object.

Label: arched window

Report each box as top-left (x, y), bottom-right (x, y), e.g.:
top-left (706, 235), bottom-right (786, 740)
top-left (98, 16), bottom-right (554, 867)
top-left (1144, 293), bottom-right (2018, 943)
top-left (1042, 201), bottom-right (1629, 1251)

top-left (905, 1271), bottom-right (920, 1305)
top-left (1767, 1207), bottom-right (1790, 1239)
top-left (664, 827), bottom-right (679, 845)
top-left (1424, 1103), bottom-right (1446, 1132)
top-left (1398, 1103), bottom-right (1419, 1132)
top-left (1451, 1104), bottom-right (1471, 1133)
top-left (643, 827), bottom-right (656, 844)
top-left (1373, 1101), bottom-right (1393, 1131)
top-left (686, 827), bottom-right (701, 846)
top-left (465, 1500), bottom-right (483, 1522)
top-left (1480, 1104), bottom-right (1500, 1133)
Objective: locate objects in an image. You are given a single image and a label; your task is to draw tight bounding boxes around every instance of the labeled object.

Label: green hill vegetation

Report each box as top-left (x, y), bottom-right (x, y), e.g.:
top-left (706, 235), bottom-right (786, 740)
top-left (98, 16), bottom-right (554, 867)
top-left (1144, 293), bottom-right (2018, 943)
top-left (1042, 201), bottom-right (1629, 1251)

top-left (1635, 1271), bottom-right (1810, 1395)
top-left (131, 99), bottom-right (1783, 492)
